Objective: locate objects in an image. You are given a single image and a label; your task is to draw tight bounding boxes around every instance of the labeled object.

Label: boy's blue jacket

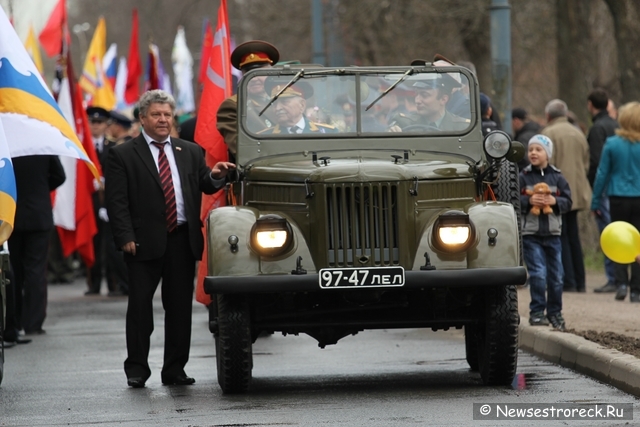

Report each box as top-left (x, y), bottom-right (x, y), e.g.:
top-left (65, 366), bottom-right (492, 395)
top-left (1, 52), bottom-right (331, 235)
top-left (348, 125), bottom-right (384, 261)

top-left (519, 164), bottom-right (573, 236)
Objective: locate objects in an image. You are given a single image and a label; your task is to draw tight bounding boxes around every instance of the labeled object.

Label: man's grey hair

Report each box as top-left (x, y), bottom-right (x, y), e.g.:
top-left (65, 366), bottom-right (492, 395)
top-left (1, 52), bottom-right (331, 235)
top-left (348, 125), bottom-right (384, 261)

top-left (138, 90), bottom-right (176, 117)
top-left (545, 99), bottom-right (568, 120)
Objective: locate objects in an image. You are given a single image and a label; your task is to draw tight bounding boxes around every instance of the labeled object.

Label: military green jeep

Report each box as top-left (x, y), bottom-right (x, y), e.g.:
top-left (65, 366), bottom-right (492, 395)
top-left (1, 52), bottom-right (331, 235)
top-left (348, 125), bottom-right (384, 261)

top-left (205, 63), bottom-right (526, 393)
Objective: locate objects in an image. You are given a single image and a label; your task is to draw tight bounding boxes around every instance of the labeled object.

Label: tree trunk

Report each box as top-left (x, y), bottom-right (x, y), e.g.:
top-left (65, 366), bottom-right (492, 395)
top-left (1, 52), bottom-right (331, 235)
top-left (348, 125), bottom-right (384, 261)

top-left (556, 0), bottom-right (595, 125)
top-left (604, 0), bottom-right (640, 104)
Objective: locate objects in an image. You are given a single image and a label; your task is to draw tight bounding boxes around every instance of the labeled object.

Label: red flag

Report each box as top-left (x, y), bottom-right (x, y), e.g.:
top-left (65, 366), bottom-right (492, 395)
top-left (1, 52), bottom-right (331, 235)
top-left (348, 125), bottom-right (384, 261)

top-left (54, 52), bottom-right (101, 267)
top-left (198, 20), bottom-right (213, 85)
top-left (145, 43), bottom-right (161, 91)
top-left (194, 0), bottom-right (232, 305)
top-left (38, 0), bottom-right (70, 58)
top-left (124, 9), bottom-right (142, 104)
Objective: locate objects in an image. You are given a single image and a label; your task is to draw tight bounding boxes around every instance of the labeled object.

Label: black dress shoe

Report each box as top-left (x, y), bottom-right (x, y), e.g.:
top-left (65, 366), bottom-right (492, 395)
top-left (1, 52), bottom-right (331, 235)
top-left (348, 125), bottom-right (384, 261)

top-left (24, 329), bottom-right (46, 336)
top-left (162, 375), bottom-right (195, 386)
top-left (615, 285), bottom-right (628, 301)
top-left (3, 341), bottom-right (17, 348)
top-left (84, 290), bottom-right (100, 296)
top-left (594, 282), bottom-right (618, 293)
top-left (630, 292), bottom-right (640, 303)
top-left (15, 337), bottom-right (32, 344)
top-left (127, 377), bottom-right (146, 388)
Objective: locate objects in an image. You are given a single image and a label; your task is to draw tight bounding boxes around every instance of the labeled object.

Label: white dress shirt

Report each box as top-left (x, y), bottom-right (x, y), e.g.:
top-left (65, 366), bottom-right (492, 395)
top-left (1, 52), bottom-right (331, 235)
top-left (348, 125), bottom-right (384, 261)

top-left (288, 117), bottom-right (306, 134)
top-left (142, 130), bottom-right (187, 224)
top-left (94, 135), bottom-right (105, 153)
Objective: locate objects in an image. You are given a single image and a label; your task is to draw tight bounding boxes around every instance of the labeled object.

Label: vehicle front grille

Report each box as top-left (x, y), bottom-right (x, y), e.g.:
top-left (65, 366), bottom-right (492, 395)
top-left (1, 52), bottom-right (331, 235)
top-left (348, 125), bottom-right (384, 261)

top-left (325, 183), bottom-right (399, 267)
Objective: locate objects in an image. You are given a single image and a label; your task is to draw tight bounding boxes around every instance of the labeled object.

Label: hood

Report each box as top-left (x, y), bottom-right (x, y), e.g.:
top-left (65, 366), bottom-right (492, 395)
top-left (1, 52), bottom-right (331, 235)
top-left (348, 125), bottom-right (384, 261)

top-left (244, 152), bottom-right (475, 183)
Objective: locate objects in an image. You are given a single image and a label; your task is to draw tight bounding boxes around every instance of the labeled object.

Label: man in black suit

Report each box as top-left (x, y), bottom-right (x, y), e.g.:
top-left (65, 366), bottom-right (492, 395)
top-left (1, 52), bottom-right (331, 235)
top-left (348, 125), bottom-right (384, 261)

top-left (8, 155), bottom-right (66, 336)
top-left (105, 90), bottom-right (234, 388)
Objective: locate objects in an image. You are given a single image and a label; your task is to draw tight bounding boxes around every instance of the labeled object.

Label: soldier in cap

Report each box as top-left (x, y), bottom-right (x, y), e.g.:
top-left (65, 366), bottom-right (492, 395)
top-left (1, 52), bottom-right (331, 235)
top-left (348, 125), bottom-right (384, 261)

top-left (109, 111), bottom-right (133, 146)
top-left (85, 106), bottom-right (112, 295)
top-left (89, 111), bottom-right (133, 297)
top-left (258, 79), bottom-right (336, 134)
top-left (216, 40), bottom-right (280, 159)
top-left (388, 73), bottom-right (469, 133)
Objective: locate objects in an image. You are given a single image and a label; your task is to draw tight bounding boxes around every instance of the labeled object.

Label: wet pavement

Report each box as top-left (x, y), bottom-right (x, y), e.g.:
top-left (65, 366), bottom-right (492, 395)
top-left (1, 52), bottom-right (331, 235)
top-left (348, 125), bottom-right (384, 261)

top-left (0, 279), bottom-right (638, 426)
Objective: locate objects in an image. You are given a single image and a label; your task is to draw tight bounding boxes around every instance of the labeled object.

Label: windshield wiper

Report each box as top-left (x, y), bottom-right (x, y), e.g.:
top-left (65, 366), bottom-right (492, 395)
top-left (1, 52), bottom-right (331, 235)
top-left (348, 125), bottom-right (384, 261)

top-left (365, 68), bottom-right (415, 111)
top-left (259, 70), bottom-right (304, 116)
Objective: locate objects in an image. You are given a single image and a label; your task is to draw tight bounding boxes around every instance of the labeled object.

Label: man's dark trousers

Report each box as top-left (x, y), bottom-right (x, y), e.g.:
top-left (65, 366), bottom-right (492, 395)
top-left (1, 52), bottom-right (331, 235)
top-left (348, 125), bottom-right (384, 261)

top-left (123, 225), bottom-right (195, 381)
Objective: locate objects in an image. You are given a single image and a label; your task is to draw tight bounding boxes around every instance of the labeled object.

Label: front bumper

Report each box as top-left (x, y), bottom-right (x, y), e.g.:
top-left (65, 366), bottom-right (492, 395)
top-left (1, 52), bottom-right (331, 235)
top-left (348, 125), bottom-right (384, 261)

top-left (205, 266), bottom-right (526, 295)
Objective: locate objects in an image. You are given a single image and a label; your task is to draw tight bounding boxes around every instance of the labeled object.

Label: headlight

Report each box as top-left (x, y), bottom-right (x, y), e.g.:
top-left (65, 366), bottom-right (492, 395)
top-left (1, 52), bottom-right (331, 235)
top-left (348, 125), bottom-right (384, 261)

top-left (432, 210), bottom-right (475, 253)
top-left (250, 214), bottom-right (293, 256)
top-left (256, 230), bottom-right (288, 248)
top-left (483, 130), bottom-right (512, 160)
top-left (438, 226), bottom-right (470, 245)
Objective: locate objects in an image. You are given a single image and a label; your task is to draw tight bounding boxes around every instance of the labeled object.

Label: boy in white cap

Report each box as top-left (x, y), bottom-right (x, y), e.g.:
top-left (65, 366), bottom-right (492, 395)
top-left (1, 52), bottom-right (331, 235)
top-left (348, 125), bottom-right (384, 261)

top-left (519, 134), bottom-right (573, 331)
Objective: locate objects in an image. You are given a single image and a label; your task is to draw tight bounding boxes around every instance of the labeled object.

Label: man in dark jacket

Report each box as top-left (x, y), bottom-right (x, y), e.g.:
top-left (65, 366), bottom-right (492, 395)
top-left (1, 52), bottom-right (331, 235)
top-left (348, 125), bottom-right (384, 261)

top-left (512, 107), bottom-right (542, 170)
top-left (587, 88), bottom-right (619, 293)
top-left (480, 93), bottom-right (499, 136)
top-left (8, 155), bottom-right (66, 336)
top-left (106, 90), bottom-right (234, 388)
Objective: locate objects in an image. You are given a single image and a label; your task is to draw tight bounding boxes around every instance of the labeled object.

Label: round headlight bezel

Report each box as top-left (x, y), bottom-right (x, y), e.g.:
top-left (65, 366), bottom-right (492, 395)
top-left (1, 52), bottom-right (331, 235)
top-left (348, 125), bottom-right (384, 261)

top-left (249, 214), bottom-right (294, 257)
top-left (431, 210), bottom-right (476, 254)
top-left (483, 130), bottom-right (512, 160)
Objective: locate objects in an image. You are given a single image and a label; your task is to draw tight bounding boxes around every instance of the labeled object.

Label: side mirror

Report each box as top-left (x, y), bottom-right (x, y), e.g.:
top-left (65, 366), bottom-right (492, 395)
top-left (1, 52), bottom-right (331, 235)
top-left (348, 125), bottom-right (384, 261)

top-left (506, 141), bottom-right (525, 164)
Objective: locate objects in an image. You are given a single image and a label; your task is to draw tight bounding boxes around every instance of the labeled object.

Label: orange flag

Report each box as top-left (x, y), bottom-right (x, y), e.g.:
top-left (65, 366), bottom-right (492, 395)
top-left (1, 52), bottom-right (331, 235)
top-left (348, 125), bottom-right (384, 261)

top-left (194, 0), bottom-right (232, 306)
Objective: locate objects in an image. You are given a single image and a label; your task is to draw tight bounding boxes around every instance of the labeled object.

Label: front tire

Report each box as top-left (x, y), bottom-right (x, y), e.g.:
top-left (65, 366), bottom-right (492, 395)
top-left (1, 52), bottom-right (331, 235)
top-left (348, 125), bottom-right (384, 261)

top-left (492, 159), bottom-right (523, 266)
top-left (477, 285), bottom-right (519, 385)
top-left (464, 324), bottom-right (479, 371)
top-left (215, 294), bottom-right (252, 393)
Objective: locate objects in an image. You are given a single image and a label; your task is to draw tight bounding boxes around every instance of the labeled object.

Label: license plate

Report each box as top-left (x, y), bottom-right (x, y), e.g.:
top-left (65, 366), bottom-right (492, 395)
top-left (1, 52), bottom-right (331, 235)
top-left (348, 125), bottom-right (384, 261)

top-left (319, 266), bottom-right (405, 289)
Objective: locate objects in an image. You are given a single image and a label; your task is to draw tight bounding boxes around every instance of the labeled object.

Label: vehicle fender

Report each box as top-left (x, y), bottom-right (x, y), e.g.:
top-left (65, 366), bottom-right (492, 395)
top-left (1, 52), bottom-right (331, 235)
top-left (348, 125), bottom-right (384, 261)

top-left (207, 206), bottom-right (261, 277)
top-left (411, 202), bottom-right (519, 270)
top-left (466, 202), bottom-right (519, 268)
top-left (207, 206), bottom-right (315, 277)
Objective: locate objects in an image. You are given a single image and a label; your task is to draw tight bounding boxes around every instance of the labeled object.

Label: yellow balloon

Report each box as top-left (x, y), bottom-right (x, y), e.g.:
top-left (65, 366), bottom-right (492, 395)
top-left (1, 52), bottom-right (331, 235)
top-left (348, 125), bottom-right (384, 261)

top-left (600, 221), bottom-right (640, 264)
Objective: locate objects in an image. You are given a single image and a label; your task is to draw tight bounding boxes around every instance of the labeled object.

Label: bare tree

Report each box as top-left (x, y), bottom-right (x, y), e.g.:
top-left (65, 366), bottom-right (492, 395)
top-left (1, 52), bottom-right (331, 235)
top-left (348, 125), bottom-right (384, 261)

top-left (604, 0), bottom-right (640, 104)
top-left (556, 0), bottom-right (596, 125)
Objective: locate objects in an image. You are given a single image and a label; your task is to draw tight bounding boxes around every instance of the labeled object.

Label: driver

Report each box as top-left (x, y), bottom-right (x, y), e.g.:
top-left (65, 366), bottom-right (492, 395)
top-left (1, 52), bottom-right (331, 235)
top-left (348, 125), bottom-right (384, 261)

top-left (259, 79), bottom-right (336, 134)
top-left (388, 74), bottom-right (469, 132)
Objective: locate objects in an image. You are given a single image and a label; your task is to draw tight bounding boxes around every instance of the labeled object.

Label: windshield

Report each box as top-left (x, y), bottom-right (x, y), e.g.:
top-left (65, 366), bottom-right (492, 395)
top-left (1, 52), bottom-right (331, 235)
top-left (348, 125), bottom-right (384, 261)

top-left (241, 69), bottom-right (473, 137)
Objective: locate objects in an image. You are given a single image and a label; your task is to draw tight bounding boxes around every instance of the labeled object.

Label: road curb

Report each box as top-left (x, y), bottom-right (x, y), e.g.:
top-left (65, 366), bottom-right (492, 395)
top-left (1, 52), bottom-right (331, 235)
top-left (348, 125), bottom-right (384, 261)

top-left (519, 319), bottom-right (640, 397)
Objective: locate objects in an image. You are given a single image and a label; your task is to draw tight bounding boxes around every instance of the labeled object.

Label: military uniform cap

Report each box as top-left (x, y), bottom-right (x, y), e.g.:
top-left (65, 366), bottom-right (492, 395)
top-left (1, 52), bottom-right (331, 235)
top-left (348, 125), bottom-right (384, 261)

top-left (264, 78), bottom-right (313, 100)
top-left (86, 106), bottom-right (110, 121)
top-left (432, 53), bottom-right (456, 66)
top-left (109, 111), bottom-right (132, 129)
top-left (411, 73), bottom-right (461, 93)
top-left (410, 59), bottom-right (428, 67)
top-left (231, 40), bottom-right (280, 71)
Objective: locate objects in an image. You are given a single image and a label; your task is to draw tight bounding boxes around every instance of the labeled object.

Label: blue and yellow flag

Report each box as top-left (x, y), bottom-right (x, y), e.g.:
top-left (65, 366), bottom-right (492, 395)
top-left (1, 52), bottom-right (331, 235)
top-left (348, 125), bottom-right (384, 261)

top-left (0, 120), bottom-right (16, 244)
top-left (0, 7), bottom-right (98, 244)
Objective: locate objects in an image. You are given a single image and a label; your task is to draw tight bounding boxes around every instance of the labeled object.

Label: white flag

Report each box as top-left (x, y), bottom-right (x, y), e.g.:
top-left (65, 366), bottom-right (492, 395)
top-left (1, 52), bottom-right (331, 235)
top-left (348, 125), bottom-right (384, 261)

top-left (171, 26), bottom-right (195, 113)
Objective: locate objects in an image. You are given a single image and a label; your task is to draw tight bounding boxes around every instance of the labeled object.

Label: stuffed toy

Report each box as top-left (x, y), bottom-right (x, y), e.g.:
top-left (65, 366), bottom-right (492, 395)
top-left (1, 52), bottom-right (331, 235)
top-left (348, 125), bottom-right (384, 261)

top-left (526, 182), bottom-right (553, 215)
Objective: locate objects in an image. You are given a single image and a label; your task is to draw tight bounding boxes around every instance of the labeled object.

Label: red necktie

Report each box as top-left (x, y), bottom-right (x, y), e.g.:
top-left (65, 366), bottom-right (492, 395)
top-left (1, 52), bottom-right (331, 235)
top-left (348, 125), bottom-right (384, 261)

top-left (152, 142), bottom-right (178, 232)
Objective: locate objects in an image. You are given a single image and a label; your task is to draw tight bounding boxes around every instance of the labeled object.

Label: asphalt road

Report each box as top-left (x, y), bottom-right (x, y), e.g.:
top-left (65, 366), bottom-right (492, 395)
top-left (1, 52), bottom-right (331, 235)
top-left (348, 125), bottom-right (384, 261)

top-left (0, 279), bottom-right (637, 426)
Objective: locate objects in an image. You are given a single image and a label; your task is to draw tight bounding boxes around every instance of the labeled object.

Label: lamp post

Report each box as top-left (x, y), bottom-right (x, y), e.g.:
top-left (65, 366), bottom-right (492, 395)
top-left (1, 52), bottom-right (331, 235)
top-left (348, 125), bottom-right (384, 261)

top-left (73, 22), bottom-right (91, 64)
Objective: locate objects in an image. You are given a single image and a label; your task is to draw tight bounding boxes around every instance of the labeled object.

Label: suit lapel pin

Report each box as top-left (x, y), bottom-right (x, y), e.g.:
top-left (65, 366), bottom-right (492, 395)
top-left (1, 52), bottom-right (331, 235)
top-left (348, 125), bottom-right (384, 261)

top-left (176, 146), bottom-right (182, 151)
